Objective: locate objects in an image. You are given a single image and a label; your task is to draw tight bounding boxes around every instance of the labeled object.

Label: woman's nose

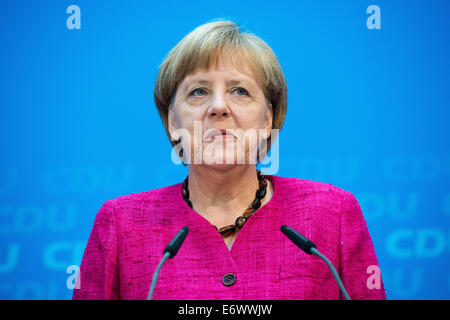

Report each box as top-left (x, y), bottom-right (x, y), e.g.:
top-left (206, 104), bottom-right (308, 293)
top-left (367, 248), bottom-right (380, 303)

top-left (207, 93), bottom-right (230, 118)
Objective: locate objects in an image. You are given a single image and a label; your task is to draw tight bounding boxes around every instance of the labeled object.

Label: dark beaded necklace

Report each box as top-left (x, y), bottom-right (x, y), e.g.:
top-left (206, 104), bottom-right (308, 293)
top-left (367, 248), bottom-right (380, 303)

top-left (182, 170), bottom-right (268, 237)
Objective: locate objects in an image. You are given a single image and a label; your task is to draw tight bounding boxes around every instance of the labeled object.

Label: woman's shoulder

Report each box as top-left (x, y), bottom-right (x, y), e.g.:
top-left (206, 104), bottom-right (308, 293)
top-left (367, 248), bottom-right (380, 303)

top-left (270, 174), bottom-right (351, 201)
top-left (100, 182), bottom-right (184, 217)
top-left (271, 174), bottom-right (364, 227)
top-left (94, 182), bottom-right (187, 229)
top-left (109, 182), bottom-right (182, 203)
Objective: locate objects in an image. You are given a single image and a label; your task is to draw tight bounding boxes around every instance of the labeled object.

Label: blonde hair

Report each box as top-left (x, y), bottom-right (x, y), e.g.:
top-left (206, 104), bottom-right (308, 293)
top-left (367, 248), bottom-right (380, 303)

top-left (154, 19), bottom-right (287, 162)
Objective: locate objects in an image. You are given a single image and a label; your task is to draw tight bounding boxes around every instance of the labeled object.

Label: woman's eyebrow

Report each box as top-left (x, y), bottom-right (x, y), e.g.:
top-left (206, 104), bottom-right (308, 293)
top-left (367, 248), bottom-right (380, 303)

top-left (182, 80), bottom-right (210, 95)
top-left (227, 79), bottom-right (260, 92)
top-left (189, 79), bottom-right (211, 86)
top-left (185, 79), bottom-right (211, 88)
top-left (184, 78), bottom-right (255, 91)
top-left (226, 79), bottom-right (248, 86)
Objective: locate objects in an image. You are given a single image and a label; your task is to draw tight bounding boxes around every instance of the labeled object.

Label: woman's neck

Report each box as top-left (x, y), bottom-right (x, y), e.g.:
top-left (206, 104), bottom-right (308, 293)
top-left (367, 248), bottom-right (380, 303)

top-left (186, 165), bottom-right (268, 227)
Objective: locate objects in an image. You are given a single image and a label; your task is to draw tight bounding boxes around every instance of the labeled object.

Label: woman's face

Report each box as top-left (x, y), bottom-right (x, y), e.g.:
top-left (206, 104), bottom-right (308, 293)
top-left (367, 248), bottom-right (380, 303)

top-left (169, 55), bottom-right (272, 169)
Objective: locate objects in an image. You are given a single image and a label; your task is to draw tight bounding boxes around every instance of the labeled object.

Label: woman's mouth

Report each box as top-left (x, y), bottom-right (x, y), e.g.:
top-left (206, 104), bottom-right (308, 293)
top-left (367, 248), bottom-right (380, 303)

top-left (210, 134), bottom-right (235, 141)
top-left (204, 129), bottom-right (236, 142)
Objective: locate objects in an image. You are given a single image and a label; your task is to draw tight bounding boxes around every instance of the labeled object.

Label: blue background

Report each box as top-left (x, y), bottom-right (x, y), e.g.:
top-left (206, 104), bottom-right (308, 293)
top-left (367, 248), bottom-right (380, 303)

top-left (0, 0), bottom-right (449, 299)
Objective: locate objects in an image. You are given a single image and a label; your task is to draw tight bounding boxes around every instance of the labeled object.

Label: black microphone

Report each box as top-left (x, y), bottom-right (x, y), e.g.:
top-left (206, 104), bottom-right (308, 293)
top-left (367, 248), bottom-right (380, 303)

top-left (164, 226), bottom-right (189, 258)
top-left (147, 226), bottom-right (189, 300)
top-left (280, 225), bottom-right (351, 300)
top-left (280, 225), bottom-right (317, 254)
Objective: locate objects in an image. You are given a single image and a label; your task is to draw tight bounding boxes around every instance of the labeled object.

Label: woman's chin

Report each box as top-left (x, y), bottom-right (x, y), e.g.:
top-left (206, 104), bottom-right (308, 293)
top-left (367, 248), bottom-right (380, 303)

top-left (201, 163), bottom-right (237, 171)
top-left (187, 146), bottom-right (253, 167)
top-left (199, 151), bottom-right (247, 168)
top-left (202, 154), bottom-right (237, 166)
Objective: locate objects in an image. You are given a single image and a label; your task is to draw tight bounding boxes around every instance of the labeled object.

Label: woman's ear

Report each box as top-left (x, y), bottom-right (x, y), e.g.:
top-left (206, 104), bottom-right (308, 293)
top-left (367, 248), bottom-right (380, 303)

top-left (168, 105), bottom-right (179, 141)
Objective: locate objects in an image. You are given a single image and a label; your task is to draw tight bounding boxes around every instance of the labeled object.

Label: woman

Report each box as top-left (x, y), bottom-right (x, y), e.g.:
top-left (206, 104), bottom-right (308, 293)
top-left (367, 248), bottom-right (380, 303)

top-left (73, 20), bottom-right (386, 300)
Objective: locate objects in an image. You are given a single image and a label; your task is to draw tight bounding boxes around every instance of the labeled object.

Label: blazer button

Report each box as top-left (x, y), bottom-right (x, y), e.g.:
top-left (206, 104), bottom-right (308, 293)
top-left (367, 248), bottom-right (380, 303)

top-left (222, 273), bottom-right (236, 286)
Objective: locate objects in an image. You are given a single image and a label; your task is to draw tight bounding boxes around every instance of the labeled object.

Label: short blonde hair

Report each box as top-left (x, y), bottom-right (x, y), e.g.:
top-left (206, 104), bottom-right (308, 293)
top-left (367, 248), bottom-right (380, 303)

top-left (154, 19), bottom-right (288, 162)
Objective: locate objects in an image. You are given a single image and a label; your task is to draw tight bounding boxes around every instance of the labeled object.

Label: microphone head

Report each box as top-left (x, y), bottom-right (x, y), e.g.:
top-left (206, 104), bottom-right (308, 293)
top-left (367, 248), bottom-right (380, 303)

top-left (164, 226), bottom-right (189, 258)
top-left (281, 225), bottom-right (317, 254)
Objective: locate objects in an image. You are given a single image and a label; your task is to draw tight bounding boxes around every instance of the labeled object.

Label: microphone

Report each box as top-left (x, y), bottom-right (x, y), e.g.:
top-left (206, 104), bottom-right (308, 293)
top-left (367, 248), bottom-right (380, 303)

top-left (280, 225), bottom-right (351, 300)
top-left (147, 226), bottom-right (189, 300)
top-left (164, 226), bottom-right (190, 258)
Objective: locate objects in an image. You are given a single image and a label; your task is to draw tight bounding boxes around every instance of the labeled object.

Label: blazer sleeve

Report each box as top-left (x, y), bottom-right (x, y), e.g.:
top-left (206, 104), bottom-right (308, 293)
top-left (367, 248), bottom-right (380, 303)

top-left (339, 190), bottom-right (387, 300)
top-left (72, 200), bottom-right (120, 300)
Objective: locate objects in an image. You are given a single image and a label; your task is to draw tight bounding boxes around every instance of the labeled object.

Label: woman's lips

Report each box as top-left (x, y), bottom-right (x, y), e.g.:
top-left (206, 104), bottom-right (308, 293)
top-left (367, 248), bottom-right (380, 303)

top-left (210, 134), bottom-right (235, 140)
top-left (204, 129), bottom-right (236, 141)
top-left (204, 135), bottom-right (236, 143)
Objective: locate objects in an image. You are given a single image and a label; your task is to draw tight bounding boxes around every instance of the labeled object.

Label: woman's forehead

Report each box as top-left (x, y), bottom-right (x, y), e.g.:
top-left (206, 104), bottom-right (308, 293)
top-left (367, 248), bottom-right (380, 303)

top-left (181, 58), bottom-right (260, 88)
top-left (184, 68), bottom-right (253, 84)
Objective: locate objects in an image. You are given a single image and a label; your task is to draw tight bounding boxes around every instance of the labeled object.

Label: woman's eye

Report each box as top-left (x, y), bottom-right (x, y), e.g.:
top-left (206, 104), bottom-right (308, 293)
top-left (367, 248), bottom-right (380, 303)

top-left (233, 87), bottom-right (249, 96)
top-left (191, 88), bottom-right (207, 96)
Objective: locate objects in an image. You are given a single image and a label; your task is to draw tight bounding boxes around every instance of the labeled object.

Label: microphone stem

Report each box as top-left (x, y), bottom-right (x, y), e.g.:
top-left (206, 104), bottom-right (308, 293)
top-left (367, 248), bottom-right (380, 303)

top-left (310, 248), bottom-right (351, 300)
top-left (148, 251), bottom-right (171, 300)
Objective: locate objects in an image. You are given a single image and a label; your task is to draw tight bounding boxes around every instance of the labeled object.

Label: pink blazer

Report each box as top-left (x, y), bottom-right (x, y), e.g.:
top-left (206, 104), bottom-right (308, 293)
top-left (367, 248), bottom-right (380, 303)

top-left (72, 175), bottom-right (387, 300)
